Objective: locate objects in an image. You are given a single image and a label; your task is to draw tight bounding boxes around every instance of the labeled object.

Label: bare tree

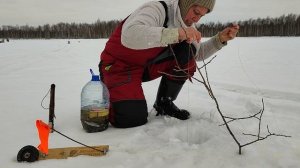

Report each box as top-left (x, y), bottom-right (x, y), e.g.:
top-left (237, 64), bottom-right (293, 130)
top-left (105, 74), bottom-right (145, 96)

top-left (160, 45), bottom-right (291, 154)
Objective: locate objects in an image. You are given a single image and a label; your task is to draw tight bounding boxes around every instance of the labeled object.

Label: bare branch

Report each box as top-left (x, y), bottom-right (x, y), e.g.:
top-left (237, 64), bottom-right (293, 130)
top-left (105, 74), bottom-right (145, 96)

top-left (162, 43), bottom-right (290, 155)
top-left (258, 99), bottom-right (265, 139)
top-left (198, 55), bottom-right (218, 69)
top-left (242, 128), bottom-right (291, 148)
top-left (157, 71), bottom-right (189, 79)
top-left (219, 110), bottom-right (262, 126)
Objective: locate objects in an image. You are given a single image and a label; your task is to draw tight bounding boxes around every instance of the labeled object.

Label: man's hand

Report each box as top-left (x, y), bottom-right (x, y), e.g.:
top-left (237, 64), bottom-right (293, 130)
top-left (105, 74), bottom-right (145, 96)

top-left (219, 23), bottom-right (239, 43)
top-left (178, 27), bottom-right (201, 44)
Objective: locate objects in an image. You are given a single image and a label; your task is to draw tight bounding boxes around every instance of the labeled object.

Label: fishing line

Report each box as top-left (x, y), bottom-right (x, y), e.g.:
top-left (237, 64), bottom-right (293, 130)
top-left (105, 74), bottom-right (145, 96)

top-left (186, 43), bottom-right (192, 145)
top-left (52, 128), bottom-right (105, 153)
top-left (41, 88), bottom-right (50, 109)
top-left (183, 26), bottom-right (192, 144)
top-left (236, 38), bottom-right (263, 95)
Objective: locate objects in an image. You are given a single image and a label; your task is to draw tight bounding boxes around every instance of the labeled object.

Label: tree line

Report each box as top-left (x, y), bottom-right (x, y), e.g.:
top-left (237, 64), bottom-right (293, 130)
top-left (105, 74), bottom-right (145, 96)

top-left (198, 14), bottom-right (300, 37)
top-left (0, 20), bottom-right (120, 39)
top-left (1, 14), bottom-right (299, 39)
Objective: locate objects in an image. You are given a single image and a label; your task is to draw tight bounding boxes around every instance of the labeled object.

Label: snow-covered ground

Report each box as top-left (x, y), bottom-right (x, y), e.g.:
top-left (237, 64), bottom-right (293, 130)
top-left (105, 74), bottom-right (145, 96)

top-left (0, 37), bottom-right (299, 168)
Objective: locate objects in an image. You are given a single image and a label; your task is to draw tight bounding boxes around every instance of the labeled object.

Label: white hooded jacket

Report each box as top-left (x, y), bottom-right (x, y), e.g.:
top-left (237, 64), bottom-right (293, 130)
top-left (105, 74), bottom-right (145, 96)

top-left (121, 0), bottom-right (226, 61)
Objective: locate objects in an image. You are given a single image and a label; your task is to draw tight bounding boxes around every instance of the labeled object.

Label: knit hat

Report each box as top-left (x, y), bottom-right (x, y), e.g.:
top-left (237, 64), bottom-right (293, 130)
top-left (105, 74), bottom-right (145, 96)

top-left (179, 0), bottom-right (216, 18)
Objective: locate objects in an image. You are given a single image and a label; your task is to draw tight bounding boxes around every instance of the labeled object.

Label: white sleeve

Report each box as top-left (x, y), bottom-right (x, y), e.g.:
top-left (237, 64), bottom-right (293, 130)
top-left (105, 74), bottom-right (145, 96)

top-left (195, 34), bottom-right (226, 61)
top-left (121, 2), bottom-right (168, 49)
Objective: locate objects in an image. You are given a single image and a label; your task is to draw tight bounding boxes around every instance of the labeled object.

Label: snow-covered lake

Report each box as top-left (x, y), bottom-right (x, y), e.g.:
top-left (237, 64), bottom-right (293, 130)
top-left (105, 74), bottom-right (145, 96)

top-left (0, 37), bottom-right (299, 168)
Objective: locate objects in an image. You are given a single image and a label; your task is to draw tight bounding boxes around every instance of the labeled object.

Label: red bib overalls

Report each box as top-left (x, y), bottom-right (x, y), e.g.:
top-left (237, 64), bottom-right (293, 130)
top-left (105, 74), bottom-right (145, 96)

top-left (99, 20), bottom-right (196, 128)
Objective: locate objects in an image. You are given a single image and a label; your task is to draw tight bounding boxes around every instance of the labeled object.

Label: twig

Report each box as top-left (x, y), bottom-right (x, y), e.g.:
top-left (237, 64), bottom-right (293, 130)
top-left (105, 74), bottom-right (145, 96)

top-left (219, 110), bottom-right (262, 126)
top-left (242, 125), bottom-right (292, 147)
top-left (198, 55), bottom-right (217, 69)
top-left (163, 43), bottom-right (291, 155)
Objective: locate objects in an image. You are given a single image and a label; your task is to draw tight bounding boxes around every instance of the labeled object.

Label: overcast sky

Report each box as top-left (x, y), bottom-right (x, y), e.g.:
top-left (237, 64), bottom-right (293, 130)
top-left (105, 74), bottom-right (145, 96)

top-left (1, 0), bottom-right (300, 26)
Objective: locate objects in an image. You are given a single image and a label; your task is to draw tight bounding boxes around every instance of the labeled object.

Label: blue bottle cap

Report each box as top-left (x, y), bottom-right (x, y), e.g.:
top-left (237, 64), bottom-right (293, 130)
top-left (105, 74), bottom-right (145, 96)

top-left (91, 75), bottom-right (100, 81)
top-left (90, 69), bottom-right (100, 81)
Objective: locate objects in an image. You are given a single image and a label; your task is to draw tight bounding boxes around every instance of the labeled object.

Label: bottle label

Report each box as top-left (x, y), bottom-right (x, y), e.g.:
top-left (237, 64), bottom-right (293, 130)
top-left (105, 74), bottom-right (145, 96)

top-left (88, 109), bottom-right (109, 118)
top-left (81, 108), bottom-right (109, 119)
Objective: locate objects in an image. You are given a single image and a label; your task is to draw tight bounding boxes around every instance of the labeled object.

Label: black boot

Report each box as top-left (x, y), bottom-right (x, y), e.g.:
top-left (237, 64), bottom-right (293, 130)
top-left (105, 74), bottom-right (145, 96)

top-left (153, 76), bottom-right (190, 120)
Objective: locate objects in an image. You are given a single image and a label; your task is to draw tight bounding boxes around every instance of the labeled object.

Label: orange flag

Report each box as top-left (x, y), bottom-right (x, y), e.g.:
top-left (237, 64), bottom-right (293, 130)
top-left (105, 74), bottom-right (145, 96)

top-left (36, 120), bottom-right (50, 154)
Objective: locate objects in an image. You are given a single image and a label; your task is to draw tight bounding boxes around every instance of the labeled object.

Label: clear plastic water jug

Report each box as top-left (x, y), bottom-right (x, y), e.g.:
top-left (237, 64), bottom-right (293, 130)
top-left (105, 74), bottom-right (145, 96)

top-left (81, 69), bottom-right (109, 132)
